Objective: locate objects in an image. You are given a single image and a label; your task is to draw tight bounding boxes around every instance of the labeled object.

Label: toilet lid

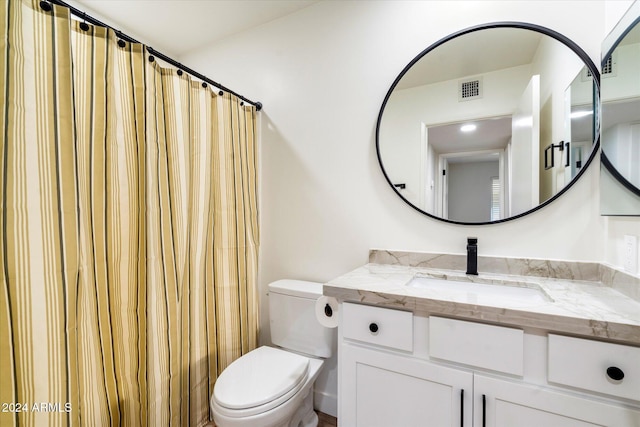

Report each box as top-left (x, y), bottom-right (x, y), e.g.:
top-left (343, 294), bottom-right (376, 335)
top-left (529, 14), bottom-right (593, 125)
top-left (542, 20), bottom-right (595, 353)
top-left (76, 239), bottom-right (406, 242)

top-left (214, 346), bottom-right (310, 410)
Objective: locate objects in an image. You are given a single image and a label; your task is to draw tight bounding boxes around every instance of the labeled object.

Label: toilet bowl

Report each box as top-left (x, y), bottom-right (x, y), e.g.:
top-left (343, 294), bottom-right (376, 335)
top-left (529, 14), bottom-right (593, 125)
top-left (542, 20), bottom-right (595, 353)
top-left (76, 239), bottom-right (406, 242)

top-left (210, 280), bottom-right (334, 427)
top-left (211, 346), bottom-right (324, 427)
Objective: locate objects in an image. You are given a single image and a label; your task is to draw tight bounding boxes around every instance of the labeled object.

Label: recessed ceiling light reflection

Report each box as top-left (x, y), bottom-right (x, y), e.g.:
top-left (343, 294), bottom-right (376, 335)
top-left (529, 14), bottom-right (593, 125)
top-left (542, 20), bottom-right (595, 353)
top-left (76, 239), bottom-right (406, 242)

top-left (460, 124), bottom-right (477, 133)
top-left (570, 110), bottom-right (593, 119)
top-left (514, 117), bottom-right (533, 128)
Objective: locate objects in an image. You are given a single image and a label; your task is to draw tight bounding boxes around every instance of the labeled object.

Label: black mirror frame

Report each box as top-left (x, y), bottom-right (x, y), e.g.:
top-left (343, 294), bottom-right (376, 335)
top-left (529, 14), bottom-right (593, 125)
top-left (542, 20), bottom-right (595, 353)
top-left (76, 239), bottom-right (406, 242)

top-left (376, 22), bottom-right (601, 225)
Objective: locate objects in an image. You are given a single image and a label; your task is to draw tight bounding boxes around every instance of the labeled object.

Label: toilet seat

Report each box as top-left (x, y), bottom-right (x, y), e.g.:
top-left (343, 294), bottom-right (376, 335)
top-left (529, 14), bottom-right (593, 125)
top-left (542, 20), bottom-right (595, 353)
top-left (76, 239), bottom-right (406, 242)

top-left (213, 346), bottom-right (310, 418)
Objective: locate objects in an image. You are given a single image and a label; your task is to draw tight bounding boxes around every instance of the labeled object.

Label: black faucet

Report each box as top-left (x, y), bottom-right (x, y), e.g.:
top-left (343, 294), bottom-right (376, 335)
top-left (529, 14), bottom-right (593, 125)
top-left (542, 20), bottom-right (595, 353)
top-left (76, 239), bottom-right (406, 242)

top-left (466, 237), bottom-right (478, 275)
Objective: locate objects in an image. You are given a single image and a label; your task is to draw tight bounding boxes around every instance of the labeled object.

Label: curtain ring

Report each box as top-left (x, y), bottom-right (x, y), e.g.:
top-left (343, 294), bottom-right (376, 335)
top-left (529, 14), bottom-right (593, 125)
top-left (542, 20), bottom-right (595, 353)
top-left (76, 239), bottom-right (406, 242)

top-left (79, 13), bottom-right (90, 31)
top-left (202, 82), bottom-right (207, 89)
top-left (39, 1), bottom-right (52, 11)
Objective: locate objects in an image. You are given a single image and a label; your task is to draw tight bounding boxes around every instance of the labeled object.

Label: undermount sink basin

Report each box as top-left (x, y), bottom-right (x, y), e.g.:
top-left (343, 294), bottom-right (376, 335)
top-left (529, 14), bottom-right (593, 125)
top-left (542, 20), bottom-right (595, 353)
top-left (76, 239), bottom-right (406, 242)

top-left (406, 275), bottom-right (552, 306)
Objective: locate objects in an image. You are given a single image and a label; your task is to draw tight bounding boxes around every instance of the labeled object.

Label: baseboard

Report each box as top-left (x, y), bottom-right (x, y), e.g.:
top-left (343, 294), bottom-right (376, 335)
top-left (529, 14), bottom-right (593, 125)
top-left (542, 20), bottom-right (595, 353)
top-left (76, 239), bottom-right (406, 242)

top-left (314, 389), bottom-right (337, 418)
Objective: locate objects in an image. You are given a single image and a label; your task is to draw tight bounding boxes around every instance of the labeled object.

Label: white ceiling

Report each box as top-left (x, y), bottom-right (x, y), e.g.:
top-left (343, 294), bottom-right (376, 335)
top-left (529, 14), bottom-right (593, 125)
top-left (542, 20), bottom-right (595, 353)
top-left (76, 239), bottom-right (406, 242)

top-left (65, 0), bottom-right (319, 58)
top-left (620, 20), bottom-right (640, 46)
top-left (429, 116), bottom-right (512, 160)
top-left (396, 28), bottom-right (543, 90)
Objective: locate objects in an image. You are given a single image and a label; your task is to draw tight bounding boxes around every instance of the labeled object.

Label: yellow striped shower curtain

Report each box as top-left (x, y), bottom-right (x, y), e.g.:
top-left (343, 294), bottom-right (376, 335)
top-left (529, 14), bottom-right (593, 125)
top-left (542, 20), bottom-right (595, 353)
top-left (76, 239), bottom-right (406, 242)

top-left (0, 1), bottom-right (259, 426)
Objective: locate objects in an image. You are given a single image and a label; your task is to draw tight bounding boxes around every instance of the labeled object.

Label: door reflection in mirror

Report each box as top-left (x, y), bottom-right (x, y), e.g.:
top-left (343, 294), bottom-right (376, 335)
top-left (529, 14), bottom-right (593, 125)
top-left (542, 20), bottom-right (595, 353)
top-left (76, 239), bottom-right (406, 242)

top-left (426, 119), bottom-right (507, 222)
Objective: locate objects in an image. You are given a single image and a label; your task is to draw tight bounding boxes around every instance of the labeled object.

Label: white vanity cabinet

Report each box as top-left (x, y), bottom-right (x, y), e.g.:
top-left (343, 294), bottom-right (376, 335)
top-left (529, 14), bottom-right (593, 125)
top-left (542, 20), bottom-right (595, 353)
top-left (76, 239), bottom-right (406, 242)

top-left (475, 375), bottom-right (640, 427)
top-left (340, 303), bottom-right (472, 427)
top-left (341, 343), bottom-right (472, 427)
top-left (338, 303), bottom-right (640, 427)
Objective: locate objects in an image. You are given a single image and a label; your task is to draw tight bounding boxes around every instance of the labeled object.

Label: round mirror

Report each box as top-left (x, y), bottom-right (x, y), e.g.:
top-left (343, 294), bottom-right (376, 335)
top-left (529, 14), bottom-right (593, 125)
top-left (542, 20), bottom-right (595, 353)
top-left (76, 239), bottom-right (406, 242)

top-left (376, 23), bottom-right (600, 225)
top-left (601, 9), bottom-right (640, 204)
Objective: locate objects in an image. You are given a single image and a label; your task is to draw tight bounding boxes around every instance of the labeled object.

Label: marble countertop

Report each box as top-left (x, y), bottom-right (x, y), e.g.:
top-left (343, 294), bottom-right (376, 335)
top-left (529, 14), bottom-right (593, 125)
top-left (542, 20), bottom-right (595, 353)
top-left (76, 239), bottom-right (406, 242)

top-left (324, 263), bottom-right (640, 345)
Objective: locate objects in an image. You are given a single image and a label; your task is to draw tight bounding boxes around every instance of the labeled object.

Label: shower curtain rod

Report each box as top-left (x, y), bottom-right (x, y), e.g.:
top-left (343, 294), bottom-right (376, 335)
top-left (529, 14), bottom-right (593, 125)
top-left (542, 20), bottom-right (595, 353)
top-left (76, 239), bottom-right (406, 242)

top-left (42, 0), bottom-right (263, 111)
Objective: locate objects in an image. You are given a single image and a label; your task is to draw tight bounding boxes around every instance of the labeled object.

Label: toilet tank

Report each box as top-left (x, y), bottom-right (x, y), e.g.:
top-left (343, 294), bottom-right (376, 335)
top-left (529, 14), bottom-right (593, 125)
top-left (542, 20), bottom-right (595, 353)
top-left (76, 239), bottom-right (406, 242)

top-left (269, 280), bottom-right (333, 358)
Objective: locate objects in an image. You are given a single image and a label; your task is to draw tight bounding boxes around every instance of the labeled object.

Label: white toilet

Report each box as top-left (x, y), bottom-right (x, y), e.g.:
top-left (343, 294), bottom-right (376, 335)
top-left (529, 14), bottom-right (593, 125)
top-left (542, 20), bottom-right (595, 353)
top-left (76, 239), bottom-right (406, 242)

top-left (210, 280), bottom-right (334, 427)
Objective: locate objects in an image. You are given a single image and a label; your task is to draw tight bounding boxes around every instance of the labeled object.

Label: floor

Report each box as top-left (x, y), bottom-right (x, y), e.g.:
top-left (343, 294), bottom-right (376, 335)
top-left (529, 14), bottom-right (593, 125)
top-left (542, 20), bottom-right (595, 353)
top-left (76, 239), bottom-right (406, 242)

top-left (207, 411), bottom-right (337, 427)
top-left (317, 411), bottom-right (338, 427)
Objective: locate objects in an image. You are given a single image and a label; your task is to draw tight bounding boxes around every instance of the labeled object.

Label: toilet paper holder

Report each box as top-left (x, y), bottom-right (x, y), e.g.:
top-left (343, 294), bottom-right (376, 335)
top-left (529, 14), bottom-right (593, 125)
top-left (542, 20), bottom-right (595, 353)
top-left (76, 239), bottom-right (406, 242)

top-left (316, 296), bottom-right (339, 328)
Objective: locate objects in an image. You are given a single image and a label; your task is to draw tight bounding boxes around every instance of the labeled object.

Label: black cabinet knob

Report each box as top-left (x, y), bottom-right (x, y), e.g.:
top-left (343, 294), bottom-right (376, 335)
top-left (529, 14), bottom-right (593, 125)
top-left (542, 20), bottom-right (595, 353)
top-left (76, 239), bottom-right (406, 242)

top-left (369, 323), bottom-right (379, 333)
top-left (607, 366), bottom-right (625, 381)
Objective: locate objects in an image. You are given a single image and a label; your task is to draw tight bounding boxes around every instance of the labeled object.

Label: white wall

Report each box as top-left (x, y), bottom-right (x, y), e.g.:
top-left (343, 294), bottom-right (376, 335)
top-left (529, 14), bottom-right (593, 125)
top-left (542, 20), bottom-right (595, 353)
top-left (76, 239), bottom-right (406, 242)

top-left (179, 0), bottom-right (614, 336)
top-left (605, 42), bottom-right (640, 101)
top-left (605, 123), bottom-right (640, 187)
top-left (380, 64), bottom-right (532, 208)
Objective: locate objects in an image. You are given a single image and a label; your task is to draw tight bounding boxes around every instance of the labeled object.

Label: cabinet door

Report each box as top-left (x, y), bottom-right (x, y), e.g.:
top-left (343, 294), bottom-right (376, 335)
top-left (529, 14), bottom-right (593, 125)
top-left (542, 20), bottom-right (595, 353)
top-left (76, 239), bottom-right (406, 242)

top-left (475, 375), bottom-right (640, 427)
top-left (340, 343), bottom-right (473, 427)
